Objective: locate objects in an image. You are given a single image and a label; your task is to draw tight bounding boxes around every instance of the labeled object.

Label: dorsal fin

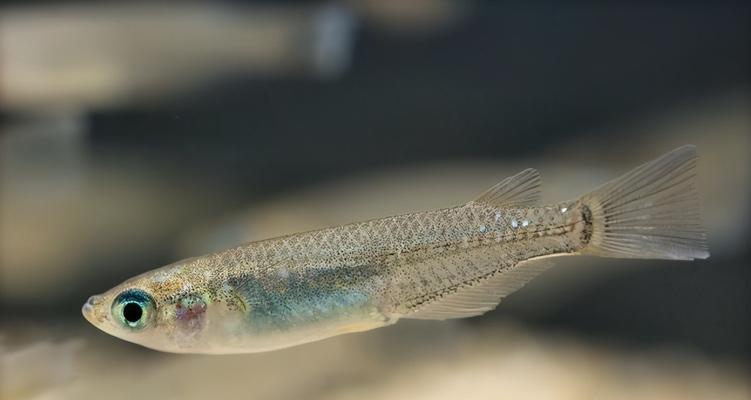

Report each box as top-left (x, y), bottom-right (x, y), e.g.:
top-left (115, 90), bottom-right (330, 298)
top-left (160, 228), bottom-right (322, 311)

top-left (405, 257), bottom-right (554, 320)
top-left (473, 168), bottom-right (541, 208)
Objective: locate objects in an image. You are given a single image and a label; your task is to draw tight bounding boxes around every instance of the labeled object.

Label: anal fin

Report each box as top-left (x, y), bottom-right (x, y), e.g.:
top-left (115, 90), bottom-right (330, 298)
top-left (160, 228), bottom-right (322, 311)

top-left (406, 257), bottom-right (555, 320)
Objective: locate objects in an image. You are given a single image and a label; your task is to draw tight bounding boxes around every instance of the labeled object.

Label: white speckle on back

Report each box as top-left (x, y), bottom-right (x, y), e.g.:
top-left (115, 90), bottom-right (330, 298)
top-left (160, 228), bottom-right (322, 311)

top-left (522, 220), bottom-right (529, 227)
top-left (560, 207), bottom-right (568, 213)
top-left (511, 219), bottom-right (518, 228)
top-left (181, 283), bottom-right (193, 294)
top-left (153, 271), bottom-right (171, 283)
top-left (479, 225), bottom-right (487, 233)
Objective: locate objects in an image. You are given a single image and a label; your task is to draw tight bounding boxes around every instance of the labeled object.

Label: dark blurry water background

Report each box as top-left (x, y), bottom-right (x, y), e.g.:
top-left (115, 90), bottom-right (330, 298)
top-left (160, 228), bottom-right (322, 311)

top-left (1, 1), bottom-right (749, 399)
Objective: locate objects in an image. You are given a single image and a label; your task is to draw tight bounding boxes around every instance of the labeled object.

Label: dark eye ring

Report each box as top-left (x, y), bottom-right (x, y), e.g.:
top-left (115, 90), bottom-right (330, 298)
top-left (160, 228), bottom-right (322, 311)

top-left (112, 289), bottom-right (154, 329)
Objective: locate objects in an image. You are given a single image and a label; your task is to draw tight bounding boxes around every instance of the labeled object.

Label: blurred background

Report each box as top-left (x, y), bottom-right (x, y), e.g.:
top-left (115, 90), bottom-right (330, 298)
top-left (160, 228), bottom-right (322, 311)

top-left (1, 1), bottom-right (749, 399)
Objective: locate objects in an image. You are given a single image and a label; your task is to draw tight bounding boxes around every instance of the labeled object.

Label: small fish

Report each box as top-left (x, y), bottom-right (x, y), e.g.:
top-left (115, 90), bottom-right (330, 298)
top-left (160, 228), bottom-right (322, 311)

top-left (83, 145), bottom-right (708, 354)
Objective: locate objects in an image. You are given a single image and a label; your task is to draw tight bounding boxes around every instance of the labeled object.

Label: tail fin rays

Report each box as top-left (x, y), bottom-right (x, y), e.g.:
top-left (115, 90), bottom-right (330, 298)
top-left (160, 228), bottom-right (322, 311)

top-left (579, 145), bottom-right (709, 260)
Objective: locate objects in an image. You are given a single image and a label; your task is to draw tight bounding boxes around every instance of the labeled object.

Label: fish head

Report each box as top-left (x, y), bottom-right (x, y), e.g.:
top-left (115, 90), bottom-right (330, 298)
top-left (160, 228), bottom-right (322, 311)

top-left (82, 263), bottom-right (245, 353)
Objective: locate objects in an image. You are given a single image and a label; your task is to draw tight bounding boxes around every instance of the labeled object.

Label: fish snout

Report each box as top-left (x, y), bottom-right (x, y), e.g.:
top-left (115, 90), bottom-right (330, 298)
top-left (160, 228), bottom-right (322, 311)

top-left (82, 295), bottom-right (104, 323)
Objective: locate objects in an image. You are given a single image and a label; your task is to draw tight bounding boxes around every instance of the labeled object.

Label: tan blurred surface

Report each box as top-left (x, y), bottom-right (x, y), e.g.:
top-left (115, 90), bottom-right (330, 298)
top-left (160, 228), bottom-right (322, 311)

top-left (2, 322), bottom-right (748, 400)
top-left (0, 3), bottom-right (354, 111)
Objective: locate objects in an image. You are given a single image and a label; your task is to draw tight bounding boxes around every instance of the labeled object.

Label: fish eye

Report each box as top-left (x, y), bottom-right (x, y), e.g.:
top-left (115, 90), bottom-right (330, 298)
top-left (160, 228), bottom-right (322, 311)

top-left (112, 289), bottom-right (155, 329)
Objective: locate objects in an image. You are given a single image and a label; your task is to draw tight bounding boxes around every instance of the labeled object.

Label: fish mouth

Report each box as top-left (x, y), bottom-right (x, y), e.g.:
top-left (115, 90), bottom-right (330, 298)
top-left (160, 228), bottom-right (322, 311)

top-left (81, 294), bottom-right (103, 324)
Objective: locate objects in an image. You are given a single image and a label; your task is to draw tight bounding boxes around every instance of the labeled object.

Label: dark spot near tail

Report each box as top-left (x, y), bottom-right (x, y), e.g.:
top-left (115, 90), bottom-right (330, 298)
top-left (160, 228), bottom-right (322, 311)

top-left (581, 205), bottom-right (593, 244)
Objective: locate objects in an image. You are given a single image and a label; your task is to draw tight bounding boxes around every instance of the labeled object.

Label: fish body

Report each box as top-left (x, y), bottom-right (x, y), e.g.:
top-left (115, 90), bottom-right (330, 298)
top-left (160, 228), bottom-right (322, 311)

top-left (83, 145), bottom-right (708, 354)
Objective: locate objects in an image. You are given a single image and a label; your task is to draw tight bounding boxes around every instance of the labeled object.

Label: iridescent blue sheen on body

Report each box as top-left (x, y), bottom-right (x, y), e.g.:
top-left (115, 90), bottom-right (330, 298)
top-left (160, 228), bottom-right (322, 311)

top-left (231, 264), bottom-right (383, 332)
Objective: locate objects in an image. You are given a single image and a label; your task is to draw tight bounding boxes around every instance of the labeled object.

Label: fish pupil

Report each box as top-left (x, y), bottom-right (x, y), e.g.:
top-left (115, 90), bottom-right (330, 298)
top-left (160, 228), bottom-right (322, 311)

top-left (123, 302), bottom-right (143, 323)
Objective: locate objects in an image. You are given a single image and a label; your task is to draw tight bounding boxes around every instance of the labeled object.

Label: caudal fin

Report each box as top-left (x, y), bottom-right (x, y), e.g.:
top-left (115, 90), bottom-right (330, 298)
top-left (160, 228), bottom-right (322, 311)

top-left (579, 145), bottom-right (709, 260)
